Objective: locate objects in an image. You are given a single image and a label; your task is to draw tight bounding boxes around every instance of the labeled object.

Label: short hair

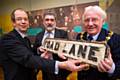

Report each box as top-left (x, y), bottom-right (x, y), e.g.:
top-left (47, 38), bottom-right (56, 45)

top-left (82, 5), bottom-right (107, 21)
top-left (43, 10), bottom-right (57, 20)
top-left (11, 8), bottom-right (28, 22)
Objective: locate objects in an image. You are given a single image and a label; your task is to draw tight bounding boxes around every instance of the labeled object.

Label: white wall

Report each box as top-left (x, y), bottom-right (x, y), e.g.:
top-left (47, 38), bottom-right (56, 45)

top-left (0, 0), bottom-right (98, 14)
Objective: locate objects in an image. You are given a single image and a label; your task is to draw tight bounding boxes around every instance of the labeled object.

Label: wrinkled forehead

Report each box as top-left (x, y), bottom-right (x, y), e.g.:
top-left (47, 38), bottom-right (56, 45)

top-left (44, 15), bottom-right (55, 19)
top-left (84, 11), bottom-right (101, 19)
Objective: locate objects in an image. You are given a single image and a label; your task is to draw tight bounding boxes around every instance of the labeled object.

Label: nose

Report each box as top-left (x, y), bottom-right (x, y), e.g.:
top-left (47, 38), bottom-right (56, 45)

top-left (88, 19), bottom-right (93, 26)
top-left (21, 19), bottom-right (26, 24)
top-left (47, 20), bottom-right (52, 24)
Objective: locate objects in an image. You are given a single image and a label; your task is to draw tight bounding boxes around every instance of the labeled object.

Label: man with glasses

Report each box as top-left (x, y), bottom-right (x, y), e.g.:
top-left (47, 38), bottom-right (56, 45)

top-left (76, 5), bottom-right (120, 80)
top-left (33, 11), bottom-right (70, 80)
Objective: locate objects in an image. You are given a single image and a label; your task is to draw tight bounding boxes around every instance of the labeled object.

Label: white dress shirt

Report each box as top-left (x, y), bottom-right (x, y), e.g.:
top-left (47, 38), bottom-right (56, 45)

top-left (42, 30), bottom-right (55, 45)
top-left (15, 28), bottom-right (27, 38)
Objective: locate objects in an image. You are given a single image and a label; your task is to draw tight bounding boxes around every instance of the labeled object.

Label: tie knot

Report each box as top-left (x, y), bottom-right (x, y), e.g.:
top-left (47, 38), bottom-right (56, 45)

top-left (47, 32), bottom-right (52, 34)
top-left (46, 33), bottom-right (50, 38)
top-left (88, 35), bottom-right (93, 41)
top-left (46, 32), bottom-right (52, 38)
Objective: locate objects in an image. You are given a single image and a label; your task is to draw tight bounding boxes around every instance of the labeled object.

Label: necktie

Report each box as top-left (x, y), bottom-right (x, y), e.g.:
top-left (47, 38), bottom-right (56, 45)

top-left (87, 35), bottom-right (93, 41)
top-left (46, 32), bottom-right (52, 39)
top-left (24, 37), bottom-right (31, 48)
top-left (46, 32), bottom-right (51, 38)
top-left (42, 32), bottom-right (52, 45)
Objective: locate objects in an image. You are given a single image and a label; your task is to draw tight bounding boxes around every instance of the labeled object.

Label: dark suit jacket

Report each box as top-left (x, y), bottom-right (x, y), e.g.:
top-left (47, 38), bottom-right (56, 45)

top-left (33, 28), bottom-right (70, 80)
top-left (0, 29), bottom-right (56, 80)
top-left (0, 37), bottom-right (2, 64)
top-left (76, 29), bottom-right (120, 80)
top-left (33, 28), bottom-right (68, 53)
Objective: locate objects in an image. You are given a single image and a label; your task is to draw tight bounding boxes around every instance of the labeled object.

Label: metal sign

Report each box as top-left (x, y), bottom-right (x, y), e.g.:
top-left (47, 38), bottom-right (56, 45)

top-left (42, 38), bottom-right (107, 66)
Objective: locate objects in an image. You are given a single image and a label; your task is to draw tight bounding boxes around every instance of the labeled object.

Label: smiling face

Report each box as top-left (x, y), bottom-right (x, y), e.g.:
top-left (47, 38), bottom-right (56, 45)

top-left (13, 9), bottom-right (29, 33)
top-left (43, 15), bottom-right (56, 32)
top-left (83, 11), bottom-right (104, 36)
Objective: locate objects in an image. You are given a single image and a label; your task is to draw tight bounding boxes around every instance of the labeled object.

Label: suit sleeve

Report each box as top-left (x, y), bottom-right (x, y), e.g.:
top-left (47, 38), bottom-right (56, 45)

top-left (62, 30), bottom-right (69, 39)
top-left (33, 34), bottom-right (42, 54)
top-left (2, 35), bottom-right (55, 74)
top-left (108, 33), bottom-right (120, 79)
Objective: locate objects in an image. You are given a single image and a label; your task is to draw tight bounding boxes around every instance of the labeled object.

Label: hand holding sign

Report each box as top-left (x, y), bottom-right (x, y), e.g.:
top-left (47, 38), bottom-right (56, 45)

top-left (98, 50), bottom-right (114, 72)
top-left (38, 46), bottom-right (53, 59)
top-left (58, 59), bottom-right (90, 72)
top-left (42, 38), bottom-right (108, 67)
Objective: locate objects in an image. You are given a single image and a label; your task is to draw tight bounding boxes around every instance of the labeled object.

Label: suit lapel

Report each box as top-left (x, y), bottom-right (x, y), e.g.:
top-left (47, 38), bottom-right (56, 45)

top-left (97, 29), bottom-right (108, 41)
top-left (39, 30), bottom-right (45, 46)
top-left (13, 29), bottom-right (31, 49)
top-left (54, 29), bottom-right (61, 38)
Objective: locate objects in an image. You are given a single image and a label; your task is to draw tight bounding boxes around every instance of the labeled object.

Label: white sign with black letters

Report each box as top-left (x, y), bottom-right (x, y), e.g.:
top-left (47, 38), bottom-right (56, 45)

top-left (42, 38), bottom-right (107, 66)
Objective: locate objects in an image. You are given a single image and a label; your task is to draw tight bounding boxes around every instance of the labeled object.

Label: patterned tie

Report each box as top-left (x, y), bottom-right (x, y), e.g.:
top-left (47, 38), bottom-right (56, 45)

top-left (87, 35), bottom-right (93, 41)
top-left (42, 32), bottom-right (51, 45)
top-left (46, 32), bottom-right (51, 38)
top-left (46, 32), bottom-right (53, 39)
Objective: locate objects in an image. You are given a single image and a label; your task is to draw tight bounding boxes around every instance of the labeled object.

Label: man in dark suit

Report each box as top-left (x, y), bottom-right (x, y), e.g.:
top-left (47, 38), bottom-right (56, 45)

top-left (33, 11), bottom-right (70, 80)
top-left (0, 8), bottom-right (86, 80)
top-left (76, 5), bottom-right (120, 80)
top-left (0, 37), bottom-right (2, 64)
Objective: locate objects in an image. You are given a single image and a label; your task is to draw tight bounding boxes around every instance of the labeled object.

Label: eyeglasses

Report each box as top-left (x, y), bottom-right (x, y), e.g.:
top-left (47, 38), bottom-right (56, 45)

top-left (45, 18), bottom-right (55, 22)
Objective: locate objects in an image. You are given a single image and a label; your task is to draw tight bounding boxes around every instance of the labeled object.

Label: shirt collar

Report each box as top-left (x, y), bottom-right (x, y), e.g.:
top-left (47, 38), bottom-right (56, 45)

top-left (45, 30), bottom-right (55, 35)
top-left (15, 28), bottom-right (27, 38)
top-left (87, 32), bottom-right (100, 40)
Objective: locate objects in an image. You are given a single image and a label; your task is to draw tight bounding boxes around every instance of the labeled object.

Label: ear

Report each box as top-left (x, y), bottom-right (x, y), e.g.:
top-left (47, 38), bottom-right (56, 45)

top-left (13, 22), bottom-right (16, 27)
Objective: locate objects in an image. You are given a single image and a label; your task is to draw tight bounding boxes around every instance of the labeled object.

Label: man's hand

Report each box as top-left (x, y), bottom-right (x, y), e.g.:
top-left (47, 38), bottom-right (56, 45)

top-left (58, 59), bottom-right (90, 72)
top-left (38, 46), bottom-right (52, 59)
top-left (98, 51), bottom-right (114, 73)
top-left (57, 52), bottom-right (67, 60)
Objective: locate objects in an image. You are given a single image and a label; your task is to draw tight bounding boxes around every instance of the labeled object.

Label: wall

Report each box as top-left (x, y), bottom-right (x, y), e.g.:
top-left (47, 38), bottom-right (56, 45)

top-left (107, 0), bottom-right (120, 34)
top-left (0, 0), bottom-right (98, 33)
top-left (0, 0), bottom-right (98, 14)
top-left (0, 14), bottom-right (13, 33)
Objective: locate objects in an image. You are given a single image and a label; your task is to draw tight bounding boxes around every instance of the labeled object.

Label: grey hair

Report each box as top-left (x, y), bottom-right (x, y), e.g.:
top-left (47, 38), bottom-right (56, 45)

top-left (82, 5), bottom-right (107, 21)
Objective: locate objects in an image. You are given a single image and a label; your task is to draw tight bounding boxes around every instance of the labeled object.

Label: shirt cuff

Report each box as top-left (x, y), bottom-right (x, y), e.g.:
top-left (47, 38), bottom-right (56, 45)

top-left (37, 48), bottom-right (41, 55)
top-left (55, 61), bottom-right (59, 74)
top-left (108, 62), bottom-right (115, 74)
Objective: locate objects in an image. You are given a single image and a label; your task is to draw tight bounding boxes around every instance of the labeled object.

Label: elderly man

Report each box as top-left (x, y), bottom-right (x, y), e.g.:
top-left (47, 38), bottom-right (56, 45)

top-left (76, 5), bottom-right (120, 80)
